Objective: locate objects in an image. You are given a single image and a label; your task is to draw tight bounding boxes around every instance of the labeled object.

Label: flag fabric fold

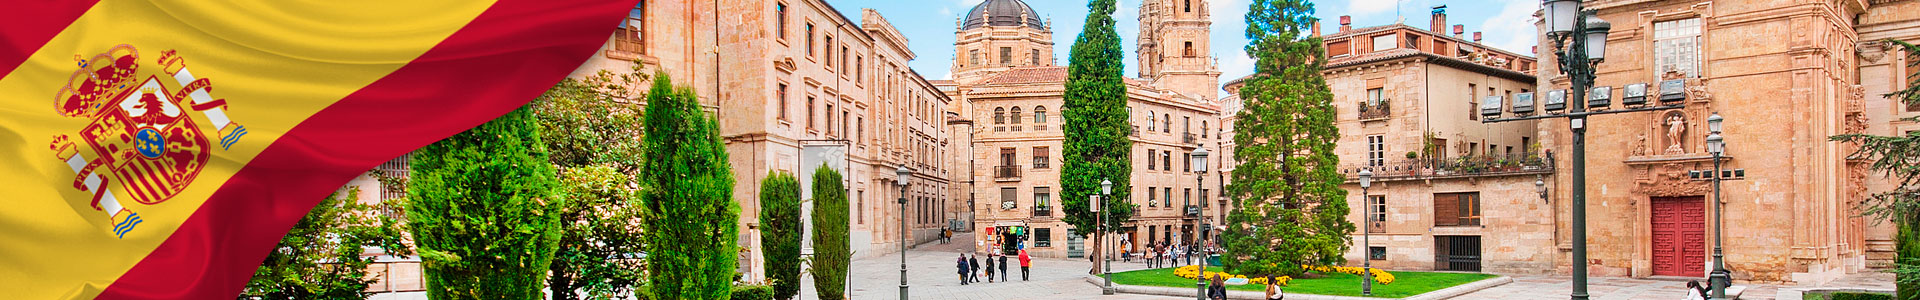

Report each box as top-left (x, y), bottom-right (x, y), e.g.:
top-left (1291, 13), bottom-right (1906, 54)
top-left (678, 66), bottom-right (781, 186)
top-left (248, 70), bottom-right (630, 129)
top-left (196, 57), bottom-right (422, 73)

top-left (0, 0), bottom-right (635, 298)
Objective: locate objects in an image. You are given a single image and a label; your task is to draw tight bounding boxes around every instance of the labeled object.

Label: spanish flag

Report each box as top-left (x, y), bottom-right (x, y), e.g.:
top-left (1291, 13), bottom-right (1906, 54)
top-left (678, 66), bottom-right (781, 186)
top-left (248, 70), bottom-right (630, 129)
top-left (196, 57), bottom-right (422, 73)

top-left (0, 0), bottom-right (634, 298)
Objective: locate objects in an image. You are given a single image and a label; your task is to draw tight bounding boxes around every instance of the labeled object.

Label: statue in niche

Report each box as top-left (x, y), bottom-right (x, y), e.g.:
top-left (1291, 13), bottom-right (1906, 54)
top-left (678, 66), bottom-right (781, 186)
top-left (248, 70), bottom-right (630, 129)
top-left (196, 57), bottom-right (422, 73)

top-left (1664, 112), bottom-right (1687, 154)
top-left (1632, 133), bottom-right (1648, 156)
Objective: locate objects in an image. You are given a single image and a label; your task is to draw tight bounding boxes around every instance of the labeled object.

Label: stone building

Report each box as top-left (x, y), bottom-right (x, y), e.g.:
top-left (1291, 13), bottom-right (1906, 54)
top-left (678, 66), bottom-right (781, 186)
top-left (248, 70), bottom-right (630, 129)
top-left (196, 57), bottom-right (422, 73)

top-left (944, 0), bottom-right (1226, 259)
top-left (1527, 0), bottom-right (1914, 284)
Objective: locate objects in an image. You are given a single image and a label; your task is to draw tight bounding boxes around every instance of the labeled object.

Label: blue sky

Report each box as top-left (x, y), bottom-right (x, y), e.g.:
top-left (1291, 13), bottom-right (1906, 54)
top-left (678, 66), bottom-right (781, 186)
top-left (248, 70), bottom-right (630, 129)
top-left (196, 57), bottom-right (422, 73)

top-left (830, 0), bottom-right (1539, 95)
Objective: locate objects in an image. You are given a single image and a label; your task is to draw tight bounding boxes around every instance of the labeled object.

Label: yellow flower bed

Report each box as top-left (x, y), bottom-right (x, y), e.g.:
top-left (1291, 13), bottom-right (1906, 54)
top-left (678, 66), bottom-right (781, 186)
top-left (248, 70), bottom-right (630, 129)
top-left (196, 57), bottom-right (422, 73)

top-left (1174, 264), bottom-right (1395, 286)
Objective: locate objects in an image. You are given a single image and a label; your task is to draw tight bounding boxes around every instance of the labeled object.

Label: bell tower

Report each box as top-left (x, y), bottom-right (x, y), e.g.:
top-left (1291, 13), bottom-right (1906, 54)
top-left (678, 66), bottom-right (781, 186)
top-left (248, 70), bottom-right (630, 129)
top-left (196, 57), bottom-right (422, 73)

top-left (1137, 0), bottom-right (1220, 102)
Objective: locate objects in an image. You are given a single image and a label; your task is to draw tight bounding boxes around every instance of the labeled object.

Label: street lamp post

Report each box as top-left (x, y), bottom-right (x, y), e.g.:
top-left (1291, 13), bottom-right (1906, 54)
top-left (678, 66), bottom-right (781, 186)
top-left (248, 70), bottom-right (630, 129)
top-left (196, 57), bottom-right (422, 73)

top-left (1706, 113), bottom-right (1729, 299)
top-left (1101, 179), bottom-right (1116, 295)
top-left (1537, 1), bottom-right (1613, 298)
top-left (896, 166), bottom-right (911, 300)
top-left (1191, 147), bottom-right (1209, 300)
top-left (1358, 168), bottom-right (1374, 296)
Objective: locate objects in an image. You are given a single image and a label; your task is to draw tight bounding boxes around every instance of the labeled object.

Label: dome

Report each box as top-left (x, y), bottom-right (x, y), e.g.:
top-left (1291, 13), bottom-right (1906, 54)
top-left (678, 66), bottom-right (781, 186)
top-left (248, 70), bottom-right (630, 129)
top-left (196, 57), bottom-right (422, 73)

top-left (961, 0), bottom-right (1045, 30)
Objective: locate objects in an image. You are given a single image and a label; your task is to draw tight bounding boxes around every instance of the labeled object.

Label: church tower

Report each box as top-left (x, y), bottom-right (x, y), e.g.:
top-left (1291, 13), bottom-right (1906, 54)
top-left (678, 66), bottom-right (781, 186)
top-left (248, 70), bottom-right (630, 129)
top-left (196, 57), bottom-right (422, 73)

top-left (950, 0), bottom-right (1054, 84)
top-left (1137, 0), bottom-right (1221, 102)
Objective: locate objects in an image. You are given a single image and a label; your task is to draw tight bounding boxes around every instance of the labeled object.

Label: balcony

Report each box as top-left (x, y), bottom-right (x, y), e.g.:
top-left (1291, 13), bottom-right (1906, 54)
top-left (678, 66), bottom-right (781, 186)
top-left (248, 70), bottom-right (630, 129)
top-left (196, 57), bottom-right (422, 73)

top-left (1130, 125), bottom-right (1140, 136)
top-left (1340, 151), bottom-right (1555, 181)
top-left (994, 165), bottom-right (1022, 181)
top-left (1183, 133), bottom-right (1195, 144)
top-left (1358, 101), bottom-right (1390, 121)
top-left (1032, 206), bottom-right (1052, 217)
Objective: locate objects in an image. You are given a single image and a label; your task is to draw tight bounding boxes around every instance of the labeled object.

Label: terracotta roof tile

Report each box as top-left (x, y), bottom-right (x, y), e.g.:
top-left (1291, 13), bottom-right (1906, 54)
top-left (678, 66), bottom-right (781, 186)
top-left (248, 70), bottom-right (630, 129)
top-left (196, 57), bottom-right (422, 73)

top-left (979, 66), bottom-right (1069, 85)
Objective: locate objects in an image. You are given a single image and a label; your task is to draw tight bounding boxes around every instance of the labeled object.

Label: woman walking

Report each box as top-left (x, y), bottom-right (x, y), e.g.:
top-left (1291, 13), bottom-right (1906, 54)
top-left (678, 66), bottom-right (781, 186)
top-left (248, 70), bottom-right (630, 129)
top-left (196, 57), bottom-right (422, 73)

top-left (984, 253), bottom-right (997, 283)
top-left (956, 253), bottom-right (970, 285)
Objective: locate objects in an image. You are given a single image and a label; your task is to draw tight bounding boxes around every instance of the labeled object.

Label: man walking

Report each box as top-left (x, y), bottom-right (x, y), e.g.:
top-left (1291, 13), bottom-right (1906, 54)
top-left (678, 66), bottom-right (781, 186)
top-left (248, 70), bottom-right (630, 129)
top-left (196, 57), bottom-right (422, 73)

top-left (969, 254), bottom-right (981, 283)
top-left (998, 252), bottom-right (1009, 282)
top-left (1018, 249), bottom-right (1032, 281)
top-left (957, 253), bottom-right (970, 285)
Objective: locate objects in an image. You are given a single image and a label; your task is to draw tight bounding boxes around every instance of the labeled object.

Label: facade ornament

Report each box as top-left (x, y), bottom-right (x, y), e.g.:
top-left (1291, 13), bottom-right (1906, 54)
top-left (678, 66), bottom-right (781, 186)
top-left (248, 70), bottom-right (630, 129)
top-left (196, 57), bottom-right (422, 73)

top-left (1859, 40), bottom-right (1888, 63)
top-left (1634, 162), bottom-right (1712, 197)
top-left (1664, 111), bottom-right (1687, 154)
top-left (1632, 133), bottom-right (1649, 156)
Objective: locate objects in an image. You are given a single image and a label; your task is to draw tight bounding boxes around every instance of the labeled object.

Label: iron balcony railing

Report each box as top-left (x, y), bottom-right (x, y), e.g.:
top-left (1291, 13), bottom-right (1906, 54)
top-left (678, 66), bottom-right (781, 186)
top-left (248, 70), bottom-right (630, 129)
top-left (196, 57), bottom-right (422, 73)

top-left (1032, 206), bottom-right (1051, 217)
top-left (1358, 101), bottom-right (1391, 120)
top-left (1340, 151), bottom-right (1554, 180)
top-left (1183, 133), bottom-right (1195, 144)
top-left (994, 165), bottom-right (1022, 179)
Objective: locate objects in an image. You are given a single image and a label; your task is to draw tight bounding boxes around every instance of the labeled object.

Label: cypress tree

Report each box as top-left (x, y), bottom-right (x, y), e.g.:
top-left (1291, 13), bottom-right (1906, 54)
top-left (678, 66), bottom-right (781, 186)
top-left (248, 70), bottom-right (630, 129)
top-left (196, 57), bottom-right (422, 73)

top-left (808, 165), bottom-right (850, 300)
top-left (407, 105), bottom-right (564, 300)
top-left (640, 73), bottom-right (739, 300)
top-left (759, 171), bottom-right (803, 300)
top-left (1059, 0), bottom-right (1136, 274)
top-left (1220, 0), bottom-right (1355, 279)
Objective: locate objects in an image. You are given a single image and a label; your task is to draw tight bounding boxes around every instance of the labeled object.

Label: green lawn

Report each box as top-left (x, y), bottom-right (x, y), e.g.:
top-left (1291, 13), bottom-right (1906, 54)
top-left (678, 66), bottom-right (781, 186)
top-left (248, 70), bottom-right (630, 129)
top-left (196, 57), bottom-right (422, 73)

top-left (1107, 266), bottom-right (1497, 298)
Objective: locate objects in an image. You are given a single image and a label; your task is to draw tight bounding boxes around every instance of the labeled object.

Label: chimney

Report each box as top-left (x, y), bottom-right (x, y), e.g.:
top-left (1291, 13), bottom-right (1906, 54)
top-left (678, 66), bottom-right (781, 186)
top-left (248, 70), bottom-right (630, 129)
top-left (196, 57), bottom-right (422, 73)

top-left (1340, 15), bottom-right (1351, 32)
top-left (1453, 25), bottom-right (1465, 38)
top-left (1312, 22), bottom-right (1322, 37)
top-left (1473, 32), bottom-right (1482, 42)
top-left (1430, 6), bottom-right (1448, 33)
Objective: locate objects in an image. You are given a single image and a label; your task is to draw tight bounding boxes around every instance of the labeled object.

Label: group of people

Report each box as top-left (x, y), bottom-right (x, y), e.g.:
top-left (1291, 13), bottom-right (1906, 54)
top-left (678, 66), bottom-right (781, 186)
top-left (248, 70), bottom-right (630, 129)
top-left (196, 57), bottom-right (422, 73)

top-left (939, 228), bottom-right (952, 244)
top-left (1132, 240), bottom-right (1193, 269)
top-left (1199, 273), bottom-right (1286, 300)
top-left (955, 249), bottom-right (1032, 284)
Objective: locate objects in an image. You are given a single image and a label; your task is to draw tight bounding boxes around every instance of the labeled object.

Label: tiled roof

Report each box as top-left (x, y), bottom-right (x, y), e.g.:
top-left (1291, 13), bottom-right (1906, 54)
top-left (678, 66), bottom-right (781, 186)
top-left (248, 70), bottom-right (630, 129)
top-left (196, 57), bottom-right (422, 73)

top-left (1327, 48), bottom-right (1422, 67)
top-left (979, 66), bottom-right (1068, 85)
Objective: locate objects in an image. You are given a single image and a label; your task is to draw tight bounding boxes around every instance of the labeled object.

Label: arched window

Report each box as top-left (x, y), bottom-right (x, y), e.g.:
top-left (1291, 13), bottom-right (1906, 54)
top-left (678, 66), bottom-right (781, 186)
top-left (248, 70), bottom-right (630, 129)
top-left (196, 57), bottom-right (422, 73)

top-left (1200, 121), bottom-right (1209, 138)
top-left (1148, 111), bottom-right (1157, 131)
top-left (1184, 41), bottom-right (1195, 57)
top-left (1034, 106), bottom-right (1048, 123)
top-left (1163, 113), bottom-right (1171, 133)
top-left (994, 107), bottom-right (1005, 124)
top-left (1010, 107), bottom-right (1023, 124)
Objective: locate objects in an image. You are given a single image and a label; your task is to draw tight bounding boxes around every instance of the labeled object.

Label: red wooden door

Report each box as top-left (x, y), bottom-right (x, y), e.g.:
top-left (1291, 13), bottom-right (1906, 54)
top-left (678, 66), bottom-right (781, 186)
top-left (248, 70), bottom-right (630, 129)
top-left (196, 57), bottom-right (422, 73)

top-left (1651, 196), bottom-right (1707, 277)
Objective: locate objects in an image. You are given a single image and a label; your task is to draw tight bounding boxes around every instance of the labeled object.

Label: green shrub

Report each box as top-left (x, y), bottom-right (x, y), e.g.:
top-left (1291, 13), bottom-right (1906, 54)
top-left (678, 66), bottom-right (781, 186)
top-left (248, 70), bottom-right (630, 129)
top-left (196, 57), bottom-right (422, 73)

top-left (408, 106), bottom-right (564, 300)
top-left (758, 171), bottom-right (803, 300)
top-left (640, 73), bottom-right (740, 300)
top-left (808, 165), bottom-right (850, 300)
top-left (1834, 292), bottom-right (1896, 300)
top-left (729, 284), bottom-right (775, 300)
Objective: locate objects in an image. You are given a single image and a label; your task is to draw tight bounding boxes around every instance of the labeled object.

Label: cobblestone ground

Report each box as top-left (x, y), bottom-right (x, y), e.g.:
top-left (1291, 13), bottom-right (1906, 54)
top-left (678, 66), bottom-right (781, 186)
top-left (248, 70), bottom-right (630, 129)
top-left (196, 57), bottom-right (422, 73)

top-left (1454, 271), bottom-right (1894, 300)
top-left (804, 232), bottom-right (1174, 300)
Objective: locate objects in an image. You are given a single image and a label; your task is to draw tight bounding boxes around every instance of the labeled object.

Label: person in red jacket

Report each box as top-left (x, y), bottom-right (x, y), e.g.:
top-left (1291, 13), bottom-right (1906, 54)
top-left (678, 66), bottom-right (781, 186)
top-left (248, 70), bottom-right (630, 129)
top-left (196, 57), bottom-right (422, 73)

top-left (1018, 249), bottom-right (1033, 281)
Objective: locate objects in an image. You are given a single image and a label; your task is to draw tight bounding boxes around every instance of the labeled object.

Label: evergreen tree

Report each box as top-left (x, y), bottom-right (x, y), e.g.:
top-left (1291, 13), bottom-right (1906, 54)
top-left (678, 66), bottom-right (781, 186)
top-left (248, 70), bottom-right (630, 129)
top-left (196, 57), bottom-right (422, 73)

top-left (1059, 0), bottom-right (1136, 274)
top-left (239, 186), bottom-right (409, 300)
top-left (407, 106), bottom-right (564, 300)
top-left (1220, 0), bottom-right (1354, 279)
top-left (640, 73), bottom-right (739, 300)
top-left (1832, 39), bottom-right (1920, 300)
top-left (533, 65), bottom-right (649, 300)
top-left (808, 165), bottom-right (851, 300)
top-left (759, 171), bottom-right (804, 300)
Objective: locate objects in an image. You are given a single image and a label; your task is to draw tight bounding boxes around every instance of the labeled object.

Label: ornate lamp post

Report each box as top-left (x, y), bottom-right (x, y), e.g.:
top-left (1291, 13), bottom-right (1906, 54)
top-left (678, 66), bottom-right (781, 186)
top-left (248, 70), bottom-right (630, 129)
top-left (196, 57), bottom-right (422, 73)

top-left (1358, 168), bottom-right (1374, 296)
top-left (1705, 113), bottom-right (1729, 299)
top-left (1532, 1), bottom-right (1613, 298)
top-left (1101, 179), bottom-right (1116, 295)
top-left (1190, 146), bottom-right (1209, 300)
top-left (896, 166), bottom-right (911, 300)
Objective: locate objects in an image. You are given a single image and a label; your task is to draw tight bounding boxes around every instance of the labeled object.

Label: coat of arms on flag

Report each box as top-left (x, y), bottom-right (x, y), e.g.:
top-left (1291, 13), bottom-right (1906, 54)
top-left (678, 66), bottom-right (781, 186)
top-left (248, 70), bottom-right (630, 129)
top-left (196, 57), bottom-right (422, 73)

top-left (46, 44), bottom-right (246, 239)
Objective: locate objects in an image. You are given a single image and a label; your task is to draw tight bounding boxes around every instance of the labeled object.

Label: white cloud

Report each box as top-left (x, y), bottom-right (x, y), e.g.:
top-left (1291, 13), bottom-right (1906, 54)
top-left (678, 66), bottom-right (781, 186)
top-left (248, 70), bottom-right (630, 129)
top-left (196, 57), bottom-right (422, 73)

top-left (1474, 0), bottom-right (1538, 56)
top-left (1216, 52), bottom-right (1255, 98)
top-left (937, 7), bottom-right (954, 17)
top-left (1345, 0), bottom-right (1400, 16)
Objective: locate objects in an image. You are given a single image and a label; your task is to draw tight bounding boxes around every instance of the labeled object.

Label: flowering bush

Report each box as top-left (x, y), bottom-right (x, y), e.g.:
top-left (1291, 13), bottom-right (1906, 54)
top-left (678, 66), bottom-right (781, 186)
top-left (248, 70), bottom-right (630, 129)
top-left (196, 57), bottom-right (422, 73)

top-left (1174, 264), bottom-right (1394, 286)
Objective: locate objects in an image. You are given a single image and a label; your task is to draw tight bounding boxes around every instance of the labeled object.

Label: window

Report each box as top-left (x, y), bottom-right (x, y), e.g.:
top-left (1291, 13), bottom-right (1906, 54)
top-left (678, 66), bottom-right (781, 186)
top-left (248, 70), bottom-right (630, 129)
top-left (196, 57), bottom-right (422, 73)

top-left (1163, 114), bottom-right (1171, 133)
top-left (1183, 188), bottom-right (1191, 208)
top-left (1405, 34), bottom-right (1420, 50)
top-left (994, 107), bottom-right (1005, 124)
top-left (857, 191), bottom-right (864, 224)
top-left (1467, 83), bottom-right (1478, 121)
top-left (1001, 187), bottom-right (1018, 209)
top-left (841, 111), bottom-right (849, 138)
top-left (1909, 50), bottom-right (1920, 111)
top-left (855, 56), bottom-right (863, 82)
top-left (840, 45), bottom-right (849, 72)
top-left (1184, 0), bottom-right (1192, 12)
top-left (1369, 246), bottom-right (1387, 260)
top-left (807, 95), bottom-right (816, 129)
top-left (824, 36), bottom-right (834, 67)
top-left (1367, 135), bottom-right (1385, 167)
top-left (1164, 187), bottom-right (1173, 207)
top-left (969, 49), bottom-right (980, 66)
top-left (855, 116), bottom-right (863, 143)
top-left (1653, 18), bottom-right (1702, 78)
top-left (1010, 107), bottom-right (1023, 125)
top-left (775, 3), bottom-right (787, 40)
top-left (1148, 187), bottom-right (1158, 207)
top-left (1034, 187), bottom-right (1051, 211)
top-left (1368, 195), bottom-right (1386, 230)
top-left (1031, 49), bottom-right (1041, 65)
top-left (805, 23), bottom-right (816, 57)
top-left (1032, 146), bottom-right (1050, 169)
top-left (613, 3), bottom-right (648, 54)
top-left (1433, 192), bottom-right (1482, 226)
top-left (1035, 228), bottom-right (1052, 247)
top-left (1147, 150), bottom-right (1157, 170)
top-left (1372, 34), bottom-right (1397, 51)
top-left (1148, 112), bottom-right (1156, 131)
top-left (1031, 106), bottom-right (1049, 124)
top-left (1162, 151), bottom-right (1171, 173)
top-left (1200, 121), bottom-right (1208, 138)
top-left (1182, 152), bottom-right (1191, 172)
top-left (1366, 87), bottom-right (1384, 106)
top-left (1184, 41), bottom-right (1195, 57)
top-left (777, 84), bottom-right (789, 120)
top-left (1000, 47), bottom-right (1012, 65)
top-left (825, 102), bottom-right (835, 135)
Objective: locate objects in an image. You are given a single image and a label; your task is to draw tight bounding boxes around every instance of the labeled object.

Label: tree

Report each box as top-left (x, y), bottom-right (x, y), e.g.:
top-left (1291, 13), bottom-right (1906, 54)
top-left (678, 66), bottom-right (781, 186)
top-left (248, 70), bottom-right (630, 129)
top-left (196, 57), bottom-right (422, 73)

top-left (1220, 0), bottom-right (1354, 279)
top-left (533, 63), bottom-right (650, 300)
top-left (808, 165), bottom-right (851, 300)
top-left (1059, 0), bottom-right (1136, 275)
top-left (239, 185), bottom-right (409, 300)
top-left (640, 73), bottom-right (739, 300)
top-left (407, 105), bottom-right (564, 300)
top-left (759, 171), bottom-right (803, 300)
top-left (1832, 39), bottom-right (1920, 300)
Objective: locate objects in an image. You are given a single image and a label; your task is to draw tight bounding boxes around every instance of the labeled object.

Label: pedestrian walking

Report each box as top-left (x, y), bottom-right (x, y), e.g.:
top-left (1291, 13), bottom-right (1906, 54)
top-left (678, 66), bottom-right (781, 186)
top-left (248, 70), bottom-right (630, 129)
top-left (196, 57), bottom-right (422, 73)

top-left (957, 253), bottom-right (970, 285)
top-left (1685, 280), bottom-right (1707, 300)
top-left (1018, 249), bottom-right (1032, 281)
top-left (1265, 276), bottom-right (1285, 300)
top-left (998, 252), bottom-right (1009, 282)
top-left (969, 255), bottom-right (981, 283)
top-left (984, 253), bottom-right (996, 283)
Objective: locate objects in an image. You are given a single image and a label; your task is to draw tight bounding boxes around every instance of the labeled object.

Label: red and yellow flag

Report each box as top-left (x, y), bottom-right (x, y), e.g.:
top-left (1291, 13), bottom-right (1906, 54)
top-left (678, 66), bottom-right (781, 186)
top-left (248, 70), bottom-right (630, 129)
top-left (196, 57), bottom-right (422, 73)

top-left (0, 1), bottom-right (634, 298)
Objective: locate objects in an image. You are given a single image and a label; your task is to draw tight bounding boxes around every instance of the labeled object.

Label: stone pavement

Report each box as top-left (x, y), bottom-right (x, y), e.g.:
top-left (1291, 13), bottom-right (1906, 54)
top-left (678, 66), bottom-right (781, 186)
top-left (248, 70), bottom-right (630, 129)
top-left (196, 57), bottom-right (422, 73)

top-left (1455, 271), bottom-right (1895, 300)
top-left (809, 232), bottom-right (1170, 300)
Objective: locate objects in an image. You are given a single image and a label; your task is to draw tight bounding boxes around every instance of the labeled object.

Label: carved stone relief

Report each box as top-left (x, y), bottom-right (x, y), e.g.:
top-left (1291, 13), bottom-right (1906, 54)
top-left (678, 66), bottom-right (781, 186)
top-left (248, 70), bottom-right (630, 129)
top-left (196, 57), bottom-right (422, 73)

top-left (1634, 162), bottom-right (1712, 197)
top-left (1663, 111), bottom-right (1688, 155)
